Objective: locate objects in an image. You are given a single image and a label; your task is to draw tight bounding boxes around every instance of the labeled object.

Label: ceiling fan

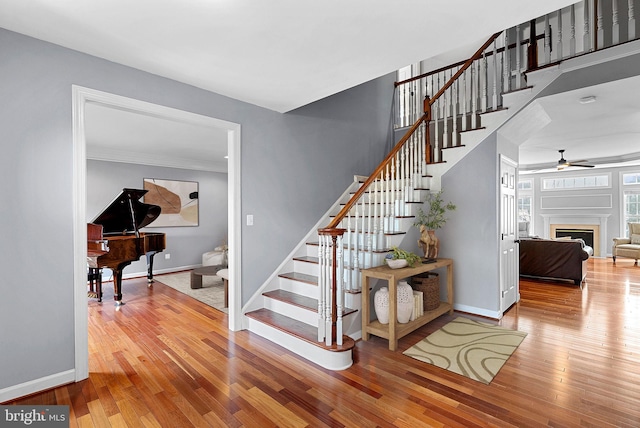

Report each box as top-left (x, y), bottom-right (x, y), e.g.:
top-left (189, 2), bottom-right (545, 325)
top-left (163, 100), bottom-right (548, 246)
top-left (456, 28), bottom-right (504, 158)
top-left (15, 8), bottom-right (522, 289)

top-left (556, 149), bottom-right (594, 170)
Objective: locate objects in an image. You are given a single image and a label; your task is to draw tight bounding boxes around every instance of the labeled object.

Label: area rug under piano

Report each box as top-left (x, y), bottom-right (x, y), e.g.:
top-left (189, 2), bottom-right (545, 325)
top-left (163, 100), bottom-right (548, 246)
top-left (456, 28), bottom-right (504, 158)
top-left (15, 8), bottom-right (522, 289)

top-left (156, 271), bottom-right (228, 313)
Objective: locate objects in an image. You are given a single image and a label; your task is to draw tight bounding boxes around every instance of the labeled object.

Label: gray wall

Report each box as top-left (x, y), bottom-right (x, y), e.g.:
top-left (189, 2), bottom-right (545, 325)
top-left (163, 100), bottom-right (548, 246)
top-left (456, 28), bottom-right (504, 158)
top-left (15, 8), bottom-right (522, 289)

top-left (0, 28), bottom-right (394, 395)
top-left (440, 135), bottom-right (502, 316)
top-left (87, 160), bottom-right (228, 273)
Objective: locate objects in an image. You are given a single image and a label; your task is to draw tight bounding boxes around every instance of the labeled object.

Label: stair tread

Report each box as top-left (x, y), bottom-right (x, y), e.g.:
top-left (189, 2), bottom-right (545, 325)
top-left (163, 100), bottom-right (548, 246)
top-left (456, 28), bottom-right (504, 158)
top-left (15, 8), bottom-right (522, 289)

top-left (263, 289), bottom-right (357, 316)
top-left (246, 308), bottom-right (355, 352)
top-left (306, 242), bottom-right (393, 252)
top-left (293, 255), bottom-right (319, 264)
top-left (279, 271), bottom-right (317, 285)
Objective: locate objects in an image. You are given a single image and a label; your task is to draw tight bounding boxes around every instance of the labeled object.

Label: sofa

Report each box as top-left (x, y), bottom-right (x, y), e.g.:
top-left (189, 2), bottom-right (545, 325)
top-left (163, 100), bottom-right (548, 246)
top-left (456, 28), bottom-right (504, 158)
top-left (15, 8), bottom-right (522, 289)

top-left (519, 238), bottom-right (593, 285)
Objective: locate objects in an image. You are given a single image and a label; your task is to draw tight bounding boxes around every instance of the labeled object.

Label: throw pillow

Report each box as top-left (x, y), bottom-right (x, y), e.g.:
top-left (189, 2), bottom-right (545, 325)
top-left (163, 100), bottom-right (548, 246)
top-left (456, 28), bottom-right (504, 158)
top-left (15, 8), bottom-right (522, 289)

top-left (631, 234), bottom-right (640, 245)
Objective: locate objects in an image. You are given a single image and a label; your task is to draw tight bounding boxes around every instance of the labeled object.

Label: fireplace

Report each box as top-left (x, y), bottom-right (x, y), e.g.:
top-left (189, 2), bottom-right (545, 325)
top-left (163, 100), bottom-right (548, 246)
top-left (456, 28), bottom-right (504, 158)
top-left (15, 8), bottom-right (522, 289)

top-left (548, 222), bottom-right (603, 257)
top-left (555, 228), bottom-right (595, 248)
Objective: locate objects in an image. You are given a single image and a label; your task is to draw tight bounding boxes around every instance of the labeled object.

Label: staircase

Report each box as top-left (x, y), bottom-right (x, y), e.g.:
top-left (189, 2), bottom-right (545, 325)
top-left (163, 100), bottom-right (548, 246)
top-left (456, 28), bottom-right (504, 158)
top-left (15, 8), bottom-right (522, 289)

top-left (242, 0), bottom-right (639, 370)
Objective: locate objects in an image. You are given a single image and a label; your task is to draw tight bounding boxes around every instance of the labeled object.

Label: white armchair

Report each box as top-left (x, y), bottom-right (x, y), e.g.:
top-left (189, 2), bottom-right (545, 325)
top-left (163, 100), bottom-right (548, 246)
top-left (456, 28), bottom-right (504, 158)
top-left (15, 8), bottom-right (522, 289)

top-left (202, 245), bottom-right (227, 267)
top-left (612, 223), bottom-right (640, 266)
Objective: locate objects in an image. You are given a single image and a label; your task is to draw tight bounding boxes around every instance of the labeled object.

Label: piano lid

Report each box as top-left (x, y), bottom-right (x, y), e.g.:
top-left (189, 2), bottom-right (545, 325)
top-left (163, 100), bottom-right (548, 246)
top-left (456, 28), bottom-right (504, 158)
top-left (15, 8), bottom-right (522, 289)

top-left (91, 188), bottom-right (161, 235)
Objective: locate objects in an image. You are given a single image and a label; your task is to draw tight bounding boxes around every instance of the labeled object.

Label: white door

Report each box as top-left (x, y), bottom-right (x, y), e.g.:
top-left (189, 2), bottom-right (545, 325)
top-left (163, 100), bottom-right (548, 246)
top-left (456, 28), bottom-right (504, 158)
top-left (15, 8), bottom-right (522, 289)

top-left (500, 155), bottom-right (518, 313)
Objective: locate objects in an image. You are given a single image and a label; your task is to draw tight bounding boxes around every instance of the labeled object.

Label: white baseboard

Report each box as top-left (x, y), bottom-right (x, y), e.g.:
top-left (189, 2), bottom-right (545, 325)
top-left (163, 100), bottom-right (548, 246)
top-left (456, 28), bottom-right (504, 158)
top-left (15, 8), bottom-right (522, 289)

top-left (453, 303), bottom-right (501, 320)
top-left (0, 370), bottom-right (75, 403)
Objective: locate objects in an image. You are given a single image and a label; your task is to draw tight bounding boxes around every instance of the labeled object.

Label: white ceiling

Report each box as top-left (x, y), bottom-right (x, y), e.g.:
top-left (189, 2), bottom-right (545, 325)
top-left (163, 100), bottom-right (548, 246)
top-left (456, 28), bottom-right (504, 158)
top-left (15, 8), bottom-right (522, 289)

top-left (513, 75), bottom-right (640, 171)
top-left (1, 0), bottom-right (575, 112)
top-left (6, 0), bottom-right (635, 172)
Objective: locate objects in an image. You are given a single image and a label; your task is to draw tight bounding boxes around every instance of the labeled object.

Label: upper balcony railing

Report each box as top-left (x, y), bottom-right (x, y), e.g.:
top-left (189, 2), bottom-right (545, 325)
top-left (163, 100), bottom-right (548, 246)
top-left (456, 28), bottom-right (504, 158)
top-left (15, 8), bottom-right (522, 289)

top-left (395, 0), bottom-right (639, 132)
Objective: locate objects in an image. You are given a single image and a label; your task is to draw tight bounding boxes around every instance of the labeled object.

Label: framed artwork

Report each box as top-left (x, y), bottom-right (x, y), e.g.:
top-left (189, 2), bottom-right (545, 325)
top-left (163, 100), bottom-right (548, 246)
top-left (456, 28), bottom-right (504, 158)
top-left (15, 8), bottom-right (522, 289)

top-left (143, 178), bottom-right (199, 227)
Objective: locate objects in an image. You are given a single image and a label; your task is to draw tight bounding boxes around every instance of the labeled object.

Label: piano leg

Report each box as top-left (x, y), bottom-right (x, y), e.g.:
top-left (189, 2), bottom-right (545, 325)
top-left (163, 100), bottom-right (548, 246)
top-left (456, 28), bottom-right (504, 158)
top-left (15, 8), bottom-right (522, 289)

top-left (112, 269), bottom-right (125, 306)
top-left (87, 267), bottom-right (103, 302)
top-left (146, 251), bottom-right (159, 284)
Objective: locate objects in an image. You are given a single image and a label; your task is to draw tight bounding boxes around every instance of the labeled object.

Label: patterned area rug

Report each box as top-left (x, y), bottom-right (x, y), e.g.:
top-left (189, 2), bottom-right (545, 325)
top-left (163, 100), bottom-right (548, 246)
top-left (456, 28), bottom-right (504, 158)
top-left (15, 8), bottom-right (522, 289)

top-left (156, 271), bottom-right (228, 313)
top-left (403, 317), bottom-right (527, 384)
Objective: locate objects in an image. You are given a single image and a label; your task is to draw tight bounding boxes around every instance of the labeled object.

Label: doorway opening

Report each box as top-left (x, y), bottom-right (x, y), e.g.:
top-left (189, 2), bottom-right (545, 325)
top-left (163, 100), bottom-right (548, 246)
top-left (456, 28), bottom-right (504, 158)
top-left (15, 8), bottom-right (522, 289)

top-left (72, 86), bottom-right (242, 381)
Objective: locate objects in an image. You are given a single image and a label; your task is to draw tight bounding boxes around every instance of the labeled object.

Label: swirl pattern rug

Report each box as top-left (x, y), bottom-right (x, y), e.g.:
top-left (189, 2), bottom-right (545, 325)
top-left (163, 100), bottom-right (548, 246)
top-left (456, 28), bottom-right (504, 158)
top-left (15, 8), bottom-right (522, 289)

top-left (403, 317), bottom-right (527, 384)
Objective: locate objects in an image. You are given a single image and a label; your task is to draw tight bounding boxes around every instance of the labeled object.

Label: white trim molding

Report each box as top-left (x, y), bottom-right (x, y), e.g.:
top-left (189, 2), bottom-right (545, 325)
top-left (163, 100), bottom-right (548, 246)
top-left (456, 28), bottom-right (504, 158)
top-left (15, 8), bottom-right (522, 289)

top-left (72, 85), bottom-right (243, 386)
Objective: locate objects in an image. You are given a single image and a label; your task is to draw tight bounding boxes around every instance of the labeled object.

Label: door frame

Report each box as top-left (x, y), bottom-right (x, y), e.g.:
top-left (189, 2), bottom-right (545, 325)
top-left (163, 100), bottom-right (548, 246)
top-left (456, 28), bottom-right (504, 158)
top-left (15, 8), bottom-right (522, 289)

top-left (72, 86), bottom-right (242, 380)
top-left (499, 154), bottom-right (519, 315)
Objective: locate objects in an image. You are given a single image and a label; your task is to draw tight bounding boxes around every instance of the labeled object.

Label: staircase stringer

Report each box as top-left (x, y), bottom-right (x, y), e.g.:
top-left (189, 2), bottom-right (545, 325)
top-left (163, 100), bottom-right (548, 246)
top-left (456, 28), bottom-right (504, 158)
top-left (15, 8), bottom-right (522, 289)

top-left (240, 178), bottom-right (362, 328)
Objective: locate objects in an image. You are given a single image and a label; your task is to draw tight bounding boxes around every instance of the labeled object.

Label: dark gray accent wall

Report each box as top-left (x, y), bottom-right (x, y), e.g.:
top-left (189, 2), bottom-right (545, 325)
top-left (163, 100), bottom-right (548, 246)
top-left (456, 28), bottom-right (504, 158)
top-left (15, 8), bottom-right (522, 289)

top-left (0, 28), bottom-right (394, 394)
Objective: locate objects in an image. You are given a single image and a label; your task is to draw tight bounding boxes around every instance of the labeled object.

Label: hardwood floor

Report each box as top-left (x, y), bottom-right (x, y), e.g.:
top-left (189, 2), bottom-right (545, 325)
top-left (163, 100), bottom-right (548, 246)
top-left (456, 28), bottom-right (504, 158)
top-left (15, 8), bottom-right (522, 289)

top-left (8, 258), bottom-right (640, 427)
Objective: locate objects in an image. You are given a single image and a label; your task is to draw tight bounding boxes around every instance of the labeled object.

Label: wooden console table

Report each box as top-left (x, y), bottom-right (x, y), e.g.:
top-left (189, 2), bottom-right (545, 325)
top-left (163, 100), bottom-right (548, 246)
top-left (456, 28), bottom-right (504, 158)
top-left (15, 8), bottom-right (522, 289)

top-left (361, 258), bottom-right (453, 351)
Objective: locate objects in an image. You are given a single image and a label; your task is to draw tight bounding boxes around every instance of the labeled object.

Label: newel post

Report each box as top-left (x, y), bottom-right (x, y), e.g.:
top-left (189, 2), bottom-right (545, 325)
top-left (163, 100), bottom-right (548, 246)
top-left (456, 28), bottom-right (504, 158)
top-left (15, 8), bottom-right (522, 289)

top-left (317, 227), bottom-right (346, 345)
top-left (423, 96), bottom-right (432, 164)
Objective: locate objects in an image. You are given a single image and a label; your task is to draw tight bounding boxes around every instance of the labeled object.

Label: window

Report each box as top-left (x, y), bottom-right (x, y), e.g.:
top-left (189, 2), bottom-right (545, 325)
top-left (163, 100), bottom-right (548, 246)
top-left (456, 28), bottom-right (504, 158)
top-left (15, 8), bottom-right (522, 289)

top-left (518, 179), bottom-right (533, 233)
top-left (622, 172), bottom-right (640, 236)
top-left (542, 174), bottom-right (609, 190)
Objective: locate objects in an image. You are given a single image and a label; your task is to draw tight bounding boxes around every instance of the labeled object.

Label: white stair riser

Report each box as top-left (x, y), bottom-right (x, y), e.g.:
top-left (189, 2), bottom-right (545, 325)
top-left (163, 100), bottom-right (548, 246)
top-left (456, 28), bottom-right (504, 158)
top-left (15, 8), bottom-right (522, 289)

top-left (293, 260), bottom-right (319, 276)
top-left (263, 295), bottom-right (361, 328)
top-left (246, 318), bottom-right (353, 371)
top-left (263, 297), bottom-right (318, 326)
top-left (279, 277), bottom-right (318, 296)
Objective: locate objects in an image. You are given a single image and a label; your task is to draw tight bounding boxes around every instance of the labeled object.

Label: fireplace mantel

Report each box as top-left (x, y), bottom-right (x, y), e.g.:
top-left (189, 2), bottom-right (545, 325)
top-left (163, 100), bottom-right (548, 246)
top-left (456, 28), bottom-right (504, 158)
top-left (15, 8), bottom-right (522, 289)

top-left (540, 214), bottom-right (610, 257)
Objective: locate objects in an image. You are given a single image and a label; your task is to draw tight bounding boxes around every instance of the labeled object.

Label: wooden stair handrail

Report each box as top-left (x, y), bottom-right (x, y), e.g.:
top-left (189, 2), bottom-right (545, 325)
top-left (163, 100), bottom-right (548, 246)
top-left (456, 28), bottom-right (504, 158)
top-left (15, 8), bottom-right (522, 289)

top-left (395, 32), bottom-right (543, 87)
top-left (428, 32), bottom-right (501, 105)
top-left (323, 32), bottom-right (501, 231)
top-left (323, 115), bottom-right (427, 230)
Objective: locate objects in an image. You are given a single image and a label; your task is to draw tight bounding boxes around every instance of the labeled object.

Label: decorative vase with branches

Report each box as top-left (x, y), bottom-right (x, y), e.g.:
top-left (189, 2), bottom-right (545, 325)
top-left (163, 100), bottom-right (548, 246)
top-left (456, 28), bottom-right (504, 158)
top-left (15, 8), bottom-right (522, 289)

top-left (414, 190), bottom-right (456, 259)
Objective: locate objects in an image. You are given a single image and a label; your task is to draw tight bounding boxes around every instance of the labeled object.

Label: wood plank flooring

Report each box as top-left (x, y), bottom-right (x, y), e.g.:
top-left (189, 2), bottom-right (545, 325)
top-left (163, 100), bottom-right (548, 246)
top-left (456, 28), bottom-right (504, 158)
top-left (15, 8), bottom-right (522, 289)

top-left (7, 258), bottom-right (640, 427)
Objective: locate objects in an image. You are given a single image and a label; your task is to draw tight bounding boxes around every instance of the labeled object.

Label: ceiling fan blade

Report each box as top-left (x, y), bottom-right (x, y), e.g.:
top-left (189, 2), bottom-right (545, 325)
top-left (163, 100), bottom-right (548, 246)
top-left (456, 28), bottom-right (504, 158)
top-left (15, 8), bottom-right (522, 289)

top-left (568, 163), bottom-right (594, 168)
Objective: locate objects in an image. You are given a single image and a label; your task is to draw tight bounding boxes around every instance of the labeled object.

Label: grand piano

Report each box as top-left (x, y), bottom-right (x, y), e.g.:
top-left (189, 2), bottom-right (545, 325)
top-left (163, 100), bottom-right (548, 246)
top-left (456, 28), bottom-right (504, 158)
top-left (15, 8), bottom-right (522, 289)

top-left (87, 188), bottom-right (166, 305)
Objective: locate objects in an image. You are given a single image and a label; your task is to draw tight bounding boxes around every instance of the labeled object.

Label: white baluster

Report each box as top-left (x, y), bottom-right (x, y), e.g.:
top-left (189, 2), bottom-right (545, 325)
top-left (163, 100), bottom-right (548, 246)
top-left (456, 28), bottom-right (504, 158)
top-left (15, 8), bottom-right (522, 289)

top-left (345, 215), bottom-right (352, 291)
top-left (443, 70), bottom-right (449, 148)
top-left (366, 184), bottom-right (372, 267)
top-left (570, 4), bottom-right (577, 56)
top-left (471, 60), bottom-right (478, 128)
top-left (515, 25), bottom-right (522, 90)
top-left (452, 71), bottom-right (458, 146)
top-left (492, 39), bottom-right (498, 110)
top-left (557, 10), bottom-right (564, 61)
top-left (597, 0), bottom-right (604, 49)
top-left (317, 235), bottom-right (326, 341)
top-left (482, 54), bottom-right (488, 112)
top-left (629, 0), bottom-right (636, 40)
top-left (395, 153), bottom-right (401, 220)
top-left (584, 0), bottom-right (591, 52)
top-left (544, 14), bottom-right (551, 63)
top-left (613, 0), bottom-right (620, 45)
top-left (372, 178), bottom-right (378, 253)
top-left (384, 164), bottom-right (391, 233)
top-left (336, 234), bottom-right (344, 345)
top-left (503, 31), bottom-right (510, 94)
top-left (353, 200), bottom-right (360, 292)
top-left (410, 134), bottom-right (416, 195)
top-left (417, 126), bottom-right (423, 187)
top-left (461, 68), bottom-right (467, 133)
top-left (360, 195), bottom-right (366, 267)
